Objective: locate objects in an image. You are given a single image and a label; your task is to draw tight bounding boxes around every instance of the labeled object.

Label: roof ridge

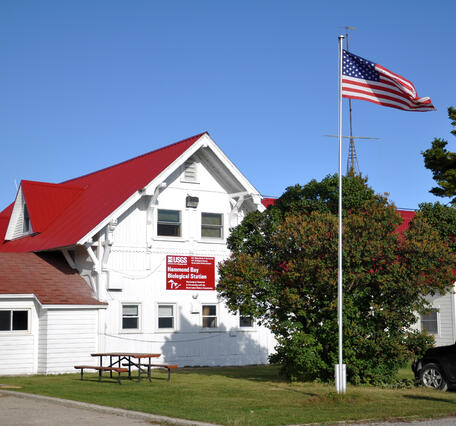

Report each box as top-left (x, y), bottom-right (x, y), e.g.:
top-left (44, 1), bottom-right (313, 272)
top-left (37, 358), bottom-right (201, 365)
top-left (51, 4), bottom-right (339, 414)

top-left (62, 132), bottom-right (207, 185)
top-left (22, 180), bottom-right (87, 190)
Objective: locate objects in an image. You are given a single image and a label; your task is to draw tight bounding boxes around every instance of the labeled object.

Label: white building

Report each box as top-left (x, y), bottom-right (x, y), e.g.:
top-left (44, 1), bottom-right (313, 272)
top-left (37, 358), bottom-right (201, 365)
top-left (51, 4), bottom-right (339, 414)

top-left (0, 133), bottom-right (452, 377)
top-left (0, 133), bottom-right (275, 375)
top-left (397, 211), bottom-right (456, 347)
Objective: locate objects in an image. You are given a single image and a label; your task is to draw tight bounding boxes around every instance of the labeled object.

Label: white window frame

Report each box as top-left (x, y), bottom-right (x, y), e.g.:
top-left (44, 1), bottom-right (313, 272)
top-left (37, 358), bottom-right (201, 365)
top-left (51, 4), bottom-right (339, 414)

top-left (157, 209), bottom-right (182, 238)
top-left (156, 303), bottom-right (177, 332)
top-left (201, 304), bottom-right (218, 329)
top-left (420, 308), bottom-right (440, 336)
top-left (0, 308), bottom-right (31, 334)
top-left (201, 212), bottom-right (224, 240)
top-left (238, 310), bottom-right (255, 329)
top-left (120, 303), bottom-right (141, 333)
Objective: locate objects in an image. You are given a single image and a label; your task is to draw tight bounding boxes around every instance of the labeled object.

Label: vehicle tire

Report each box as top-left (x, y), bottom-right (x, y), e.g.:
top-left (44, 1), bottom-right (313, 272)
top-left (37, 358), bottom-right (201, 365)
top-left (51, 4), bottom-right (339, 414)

top-left (420, 363), bottom-right (448, 391)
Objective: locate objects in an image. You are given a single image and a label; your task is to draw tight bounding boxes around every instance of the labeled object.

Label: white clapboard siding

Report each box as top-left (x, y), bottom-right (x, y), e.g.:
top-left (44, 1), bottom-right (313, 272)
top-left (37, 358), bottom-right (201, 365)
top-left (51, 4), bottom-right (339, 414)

top-left (0, 334), bottom-right (35, 375)
top-left (38, 309), bottom-right (98, 374)
top-left (430, 292), bottom-right (456, 347)
top-left (112, 198), bottom-right (147, 246)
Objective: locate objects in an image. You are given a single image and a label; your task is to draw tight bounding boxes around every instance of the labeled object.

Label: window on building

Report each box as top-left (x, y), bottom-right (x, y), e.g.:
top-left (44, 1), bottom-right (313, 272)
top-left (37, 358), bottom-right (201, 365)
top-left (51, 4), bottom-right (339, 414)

top-left (421, 310), bottom-right (438, 334)
top-left (23, 205), bottom-right (32, 234)
top-left (158, 304), bottom-right (175, 329)
top-left (201, 213), bottom-right (223, 239)
top-left (202, 305), bottom-right (217, 328)
top-left (239, 311), bottom-right (254, 328)
top-left (157, 210), bottom-right (181, 237)
top-left (0, 310), bottom-right (29, 331)
top-left (122, 304), bottom-right (140, 330)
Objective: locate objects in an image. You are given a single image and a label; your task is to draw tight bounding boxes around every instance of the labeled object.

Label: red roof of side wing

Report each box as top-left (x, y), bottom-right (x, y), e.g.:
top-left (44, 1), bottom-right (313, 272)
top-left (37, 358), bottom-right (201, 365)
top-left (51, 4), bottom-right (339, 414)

top-left (0, 252), bottom-right (105, 305)
top-left (0, 133), bottom-right (205, 252)
top-left (22, 181), bottom-right (86, 233)
top-left (0, 204), bottom-right (13, 242)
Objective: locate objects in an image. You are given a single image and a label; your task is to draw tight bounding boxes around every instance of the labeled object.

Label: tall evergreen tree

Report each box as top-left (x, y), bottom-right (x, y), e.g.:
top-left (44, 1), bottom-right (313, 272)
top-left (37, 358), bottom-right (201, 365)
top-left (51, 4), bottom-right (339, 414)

top-left (422, 107), bottom-right (456, 204)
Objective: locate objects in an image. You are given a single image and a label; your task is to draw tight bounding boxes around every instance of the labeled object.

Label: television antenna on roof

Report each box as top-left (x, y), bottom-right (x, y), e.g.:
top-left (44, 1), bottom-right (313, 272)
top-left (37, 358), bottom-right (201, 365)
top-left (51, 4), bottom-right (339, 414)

top-left (325, 26), bottom-right (380, 175)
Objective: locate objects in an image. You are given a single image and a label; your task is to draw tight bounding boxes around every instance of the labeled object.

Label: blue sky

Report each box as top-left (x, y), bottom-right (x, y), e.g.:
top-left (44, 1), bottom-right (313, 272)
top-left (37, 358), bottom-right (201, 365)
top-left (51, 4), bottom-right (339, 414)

top-left (0, 1), bottom-right (454, 210)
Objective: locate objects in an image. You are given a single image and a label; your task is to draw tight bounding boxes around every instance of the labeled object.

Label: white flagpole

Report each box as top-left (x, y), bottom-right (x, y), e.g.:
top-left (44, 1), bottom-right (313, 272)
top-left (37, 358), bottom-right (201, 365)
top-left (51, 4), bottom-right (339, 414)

top-left (335, 34), bottom-right (347, 394)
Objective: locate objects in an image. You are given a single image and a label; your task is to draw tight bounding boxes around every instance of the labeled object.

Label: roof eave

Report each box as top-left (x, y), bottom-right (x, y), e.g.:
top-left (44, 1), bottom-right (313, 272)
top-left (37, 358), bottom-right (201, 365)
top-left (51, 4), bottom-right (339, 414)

top-left (76, 133), bottom-right (264, 246)
top-left (76, 133), bottom-right (207, 246)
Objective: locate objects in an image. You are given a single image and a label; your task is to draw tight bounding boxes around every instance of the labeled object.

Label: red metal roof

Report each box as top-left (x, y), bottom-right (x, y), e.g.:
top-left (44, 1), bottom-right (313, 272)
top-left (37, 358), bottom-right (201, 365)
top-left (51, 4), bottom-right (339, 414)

top-left (0, 252), bottom-right (105, 305)
top-left (0, 204), bottom-right (12, 242)
top-left (260, 198), bottom-right (415, 233)
top-left (395, 209), bottom-right (415, 235)
top-left (0, 133), bottom-right (205, 252)
top-left (22, 181), bottom-right (86, 233)
top-left (261, 197), bottom-right (276, 208)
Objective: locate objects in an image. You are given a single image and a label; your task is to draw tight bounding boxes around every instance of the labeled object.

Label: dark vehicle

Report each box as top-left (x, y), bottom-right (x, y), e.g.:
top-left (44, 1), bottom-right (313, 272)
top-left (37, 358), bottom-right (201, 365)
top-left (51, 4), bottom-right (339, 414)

top-left (412, 343), bottom-right (456, 391)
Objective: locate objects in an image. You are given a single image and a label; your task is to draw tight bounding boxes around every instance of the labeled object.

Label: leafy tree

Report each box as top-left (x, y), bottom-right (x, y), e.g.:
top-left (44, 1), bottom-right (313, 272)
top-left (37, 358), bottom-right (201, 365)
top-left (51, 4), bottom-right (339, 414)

top-left (218, 175), bottom-right (456, 384)
top-left (418, 201), bottom-right (456, 252)
top-left (422, 107), bottom-right (456, 204)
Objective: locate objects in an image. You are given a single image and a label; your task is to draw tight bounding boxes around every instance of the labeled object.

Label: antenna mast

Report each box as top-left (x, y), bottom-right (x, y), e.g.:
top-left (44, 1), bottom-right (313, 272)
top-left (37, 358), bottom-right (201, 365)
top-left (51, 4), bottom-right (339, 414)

top-left (325, 27), bottom-right (380, 174)
top-left (345, 27), bottom-right (358, 175)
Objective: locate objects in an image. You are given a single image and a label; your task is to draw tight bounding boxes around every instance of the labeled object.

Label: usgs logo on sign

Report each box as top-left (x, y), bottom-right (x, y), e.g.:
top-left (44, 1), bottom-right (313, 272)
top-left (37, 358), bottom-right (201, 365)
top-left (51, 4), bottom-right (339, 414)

top-left (167, 256), bottom-right (188, 265)
top-left (166, 255), bottom-right (215, 291)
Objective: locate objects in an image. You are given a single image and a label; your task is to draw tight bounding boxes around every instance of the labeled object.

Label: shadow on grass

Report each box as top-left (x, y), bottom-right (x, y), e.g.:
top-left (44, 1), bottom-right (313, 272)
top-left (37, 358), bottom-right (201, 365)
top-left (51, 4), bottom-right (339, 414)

top-left (71, 372), bottom-right (160, 384)
top-left (403, 394), bottom-right (456, 403)
top-left (71, 377), bottom-right (125, 385)
top-left (179, 364), bottom-right (284, 383)
top-left (177, 365), bottom-right (324, 398)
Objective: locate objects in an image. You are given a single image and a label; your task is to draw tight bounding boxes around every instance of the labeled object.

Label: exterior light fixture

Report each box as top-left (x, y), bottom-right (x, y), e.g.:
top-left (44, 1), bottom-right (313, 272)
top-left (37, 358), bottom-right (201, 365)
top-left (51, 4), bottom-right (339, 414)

top-left (186, 195), bottom-right (199, 208)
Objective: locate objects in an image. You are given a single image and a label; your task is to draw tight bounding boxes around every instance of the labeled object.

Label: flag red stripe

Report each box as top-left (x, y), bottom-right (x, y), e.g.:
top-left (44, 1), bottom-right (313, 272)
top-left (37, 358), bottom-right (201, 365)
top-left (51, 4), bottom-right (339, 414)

top-left (342, 93), bottom-right (434, 111)
top-left (342, 89), bottom-right (434, 111)
top-left (342, 75), bottom-right (434, 111)
top-left (342, 88), bottom-right (432, 110)
top-left (342, 82), bottom-right (432, 108)
top-left (342, 94), bottom-right (434, 111)
top-left (376, 64), bottom-right (416, 96)
top-left (343, 75), bottom-right (427, 103)
top-left (342, 77), bottom-right (411, 98)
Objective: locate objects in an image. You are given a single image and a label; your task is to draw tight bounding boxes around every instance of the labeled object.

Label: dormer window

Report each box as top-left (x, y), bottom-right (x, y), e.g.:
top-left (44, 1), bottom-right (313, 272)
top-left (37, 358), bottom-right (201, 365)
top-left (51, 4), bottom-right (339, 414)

top-left (5, 186), bottom-right (34, 240)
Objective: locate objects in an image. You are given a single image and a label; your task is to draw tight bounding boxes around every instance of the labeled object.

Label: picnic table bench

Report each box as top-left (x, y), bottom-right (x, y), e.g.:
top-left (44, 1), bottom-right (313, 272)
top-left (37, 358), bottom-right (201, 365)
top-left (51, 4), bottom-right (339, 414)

top-left (127, 363), bottom-right (178, 381)
top-left (74, 365), bottom-right (129, 384)
top-left (91, 352), bottom-right (161, 382)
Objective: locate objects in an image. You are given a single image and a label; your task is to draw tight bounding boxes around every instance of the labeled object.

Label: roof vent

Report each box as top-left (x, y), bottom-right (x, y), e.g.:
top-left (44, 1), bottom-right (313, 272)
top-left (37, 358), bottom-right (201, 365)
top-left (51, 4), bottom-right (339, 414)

top-left (181, 160), bottom-right (198, 183)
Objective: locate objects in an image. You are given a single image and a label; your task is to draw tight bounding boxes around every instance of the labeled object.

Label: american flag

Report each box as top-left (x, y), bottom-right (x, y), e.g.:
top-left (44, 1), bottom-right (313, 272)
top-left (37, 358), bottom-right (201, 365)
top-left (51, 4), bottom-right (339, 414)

top-left (342, 50), bottom-right (435, 112)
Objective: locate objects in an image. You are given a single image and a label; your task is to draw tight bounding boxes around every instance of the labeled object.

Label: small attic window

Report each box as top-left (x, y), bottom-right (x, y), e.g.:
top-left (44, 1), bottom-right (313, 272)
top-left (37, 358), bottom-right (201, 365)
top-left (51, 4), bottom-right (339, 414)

top-left (181, 160), bottom-right (198, 183)
top-left (23, 205), bottom-right (31, 234)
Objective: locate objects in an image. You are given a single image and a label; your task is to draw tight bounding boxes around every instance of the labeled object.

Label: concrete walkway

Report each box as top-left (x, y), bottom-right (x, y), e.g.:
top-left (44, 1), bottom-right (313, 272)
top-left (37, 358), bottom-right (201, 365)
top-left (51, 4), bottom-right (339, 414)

top-left (0, 390), bottom-right (218, 426)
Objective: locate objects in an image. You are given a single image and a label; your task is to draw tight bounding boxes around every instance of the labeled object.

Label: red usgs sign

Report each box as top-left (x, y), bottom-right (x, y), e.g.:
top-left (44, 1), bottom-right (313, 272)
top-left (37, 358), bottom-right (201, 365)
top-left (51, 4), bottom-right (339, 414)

top-left (166, 255), bottom-right (215, 291)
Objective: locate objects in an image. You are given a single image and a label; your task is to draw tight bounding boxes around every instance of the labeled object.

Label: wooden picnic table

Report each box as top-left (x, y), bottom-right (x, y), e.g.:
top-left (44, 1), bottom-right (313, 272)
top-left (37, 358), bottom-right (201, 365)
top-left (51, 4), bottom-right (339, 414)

top-left (91, 352), bottom-right (161, 382)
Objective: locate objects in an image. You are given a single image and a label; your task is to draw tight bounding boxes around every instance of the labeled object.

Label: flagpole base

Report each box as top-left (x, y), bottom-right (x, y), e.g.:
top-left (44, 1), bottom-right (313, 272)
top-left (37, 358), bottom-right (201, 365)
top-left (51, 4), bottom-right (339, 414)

top-left (335, 364), bottom-right (346, 393)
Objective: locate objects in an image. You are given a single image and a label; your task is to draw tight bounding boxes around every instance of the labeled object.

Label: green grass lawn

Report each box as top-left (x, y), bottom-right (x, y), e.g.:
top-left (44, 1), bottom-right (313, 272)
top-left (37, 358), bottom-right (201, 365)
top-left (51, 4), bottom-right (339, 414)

top-left (1, 365), bottom-right (456, 425)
